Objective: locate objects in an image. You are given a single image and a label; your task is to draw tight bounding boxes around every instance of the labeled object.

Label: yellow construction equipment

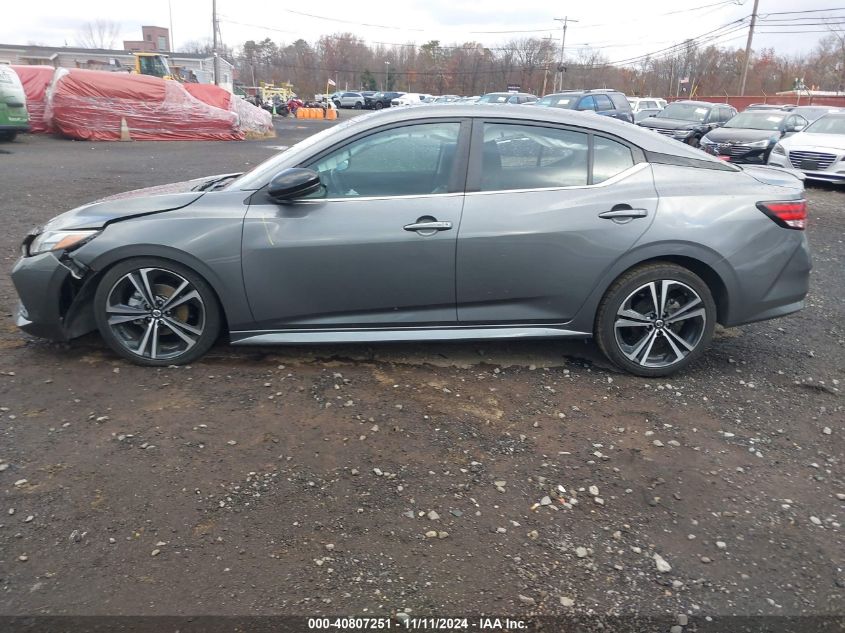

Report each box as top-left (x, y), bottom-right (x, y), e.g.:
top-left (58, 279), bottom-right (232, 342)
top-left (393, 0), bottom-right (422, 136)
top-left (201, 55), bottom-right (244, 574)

top-left (132, 53), bottom-right (175, 80)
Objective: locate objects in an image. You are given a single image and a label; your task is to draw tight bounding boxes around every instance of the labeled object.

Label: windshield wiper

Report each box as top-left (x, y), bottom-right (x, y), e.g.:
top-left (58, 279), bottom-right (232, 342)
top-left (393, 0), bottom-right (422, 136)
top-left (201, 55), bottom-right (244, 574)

top-left (193, 173), bottom-right (242, 192)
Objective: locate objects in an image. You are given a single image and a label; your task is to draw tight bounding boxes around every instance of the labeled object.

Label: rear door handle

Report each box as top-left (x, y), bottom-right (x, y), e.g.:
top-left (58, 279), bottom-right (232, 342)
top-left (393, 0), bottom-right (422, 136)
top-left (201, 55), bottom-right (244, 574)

top-left (403, 220), bottom-right (452, 232)
top-left (598, 208), bottom-right (648, 220)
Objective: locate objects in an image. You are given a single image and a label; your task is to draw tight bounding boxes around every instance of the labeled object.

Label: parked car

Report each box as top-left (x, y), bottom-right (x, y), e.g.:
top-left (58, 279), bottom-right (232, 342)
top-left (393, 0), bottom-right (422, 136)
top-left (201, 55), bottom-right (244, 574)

top-left (638, 100), bottom-right (736, 147)
top-left (332, 92), bottom-right (366, 109)
top-left (628, 97), bottom-right (663, 112)
top-left (535, 89), bottom-right (634, 123)
top-left (700, 110), bottom-right (808, 164)
top-left (432, 95), bottom-right (460, 104)
top-left (391, 93), bottom-right (432, 106)
top-left (767, 112), bottom-right (845, 183)
top-left (365, 91), bottom-right (405, 109)
top-left (787, 105), bottom-right (842, 122)
top-left (455, 96), bottom-right (481, 104)
top-left (11, 105), bottom-right (810, 376)
top-left (0, 65), bottom-right (29, 141)
top-left (361, 91), bottom-right (377, 101)
top-left (478, 92), bottom-right (538, 104)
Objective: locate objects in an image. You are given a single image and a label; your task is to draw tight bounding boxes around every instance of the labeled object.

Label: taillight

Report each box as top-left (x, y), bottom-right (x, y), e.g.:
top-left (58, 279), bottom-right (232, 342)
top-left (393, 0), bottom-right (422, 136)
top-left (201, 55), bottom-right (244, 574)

top-left (756, 200), bottom-right (807, 230)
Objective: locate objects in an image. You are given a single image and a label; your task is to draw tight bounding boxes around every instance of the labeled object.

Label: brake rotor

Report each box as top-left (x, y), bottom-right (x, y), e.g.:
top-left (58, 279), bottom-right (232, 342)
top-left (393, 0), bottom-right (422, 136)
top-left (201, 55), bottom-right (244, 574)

top-left (153, 283), bottom-right (190, 322)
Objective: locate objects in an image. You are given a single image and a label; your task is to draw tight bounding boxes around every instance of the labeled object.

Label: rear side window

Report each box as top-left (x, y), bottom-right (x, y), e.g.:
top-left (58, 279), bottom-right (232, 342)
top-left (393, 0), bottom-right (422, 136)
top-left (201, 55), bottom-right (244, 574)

top-left (593, 137), bottom-right (635, 183)
top-left (480, 123), bottom-right (589, 191)
top-left (594, 94), bottom-right (614, 111)
top-left (608, 93), bottom-right (631, 110)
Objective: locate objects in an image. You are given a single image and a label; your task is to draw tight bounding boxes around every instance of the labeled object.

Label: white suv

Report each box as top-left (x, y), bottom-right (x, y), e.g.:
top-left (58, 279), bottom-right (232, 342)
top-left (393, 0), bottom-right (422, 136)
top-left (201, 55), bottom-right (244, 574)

top-left (391, 93), bottom-right (432, 106)
top-left (333, 92), bottom-right (366, 109)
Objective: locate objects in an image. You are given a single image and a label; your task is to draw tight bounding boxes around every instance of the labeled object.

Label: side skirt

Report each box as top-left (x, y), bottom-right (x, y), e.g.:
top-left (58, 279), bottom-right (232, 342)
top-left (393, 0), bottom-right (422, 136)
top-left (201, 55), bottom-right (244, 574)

top-left (229, 325), bottom-right (592, 346)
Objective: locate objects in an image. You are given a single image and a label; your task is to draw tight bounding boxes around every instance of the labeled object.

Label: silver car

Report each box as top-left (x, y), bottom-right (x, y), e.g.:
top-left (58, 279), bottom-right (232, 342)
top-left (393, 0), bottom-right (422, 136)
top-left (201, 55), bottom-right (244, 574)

top-left (768, 112), bottom-right (845, 183)
top-left (11, 106), bottom-right (811, 376)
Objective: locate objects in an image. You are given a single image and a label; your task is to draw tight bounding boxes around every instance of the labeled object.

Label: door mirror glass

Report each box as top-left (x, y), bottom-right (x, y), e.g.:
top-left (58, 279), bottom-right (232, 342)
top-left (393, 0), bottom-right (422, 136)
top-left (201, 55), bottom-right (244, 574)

top-left (268, 168), bottom-right (322, 201)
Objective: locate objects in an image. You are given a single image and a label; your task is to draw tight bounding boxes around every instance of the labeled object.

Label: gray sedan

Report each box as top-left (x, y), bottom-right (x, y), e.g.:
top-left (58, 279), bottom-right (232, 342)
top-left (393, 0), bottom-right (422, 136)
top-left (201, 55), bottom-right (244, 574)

top-left (11, 106), bottom-right (811, 376)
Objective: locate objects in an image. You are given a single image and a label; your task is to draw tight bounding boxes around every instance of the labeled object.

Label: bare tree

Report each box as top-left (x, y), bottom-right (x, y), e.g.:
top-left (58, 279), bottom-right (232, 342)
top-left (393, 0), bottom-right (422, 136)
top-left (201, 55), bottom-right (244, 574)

top-left (76, 20), bottom-right (122, 50)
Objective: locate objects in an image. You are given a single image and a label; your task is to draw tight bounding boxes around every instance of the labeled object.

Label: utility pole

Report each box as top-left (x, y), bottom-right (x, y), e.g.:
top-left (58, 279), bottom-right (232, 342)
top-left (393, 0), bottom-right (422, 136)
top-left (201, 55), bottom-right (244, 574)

top-left (553, 17), bottom-right (577, 93)
top-left (385, 61), bottom-right (390, 91)
top-left (168, 0), bottom-right (175, 51)
top-left (739, 0), bottom-right (760, 96)
top-left (212, 0), bottom-right (219, 86)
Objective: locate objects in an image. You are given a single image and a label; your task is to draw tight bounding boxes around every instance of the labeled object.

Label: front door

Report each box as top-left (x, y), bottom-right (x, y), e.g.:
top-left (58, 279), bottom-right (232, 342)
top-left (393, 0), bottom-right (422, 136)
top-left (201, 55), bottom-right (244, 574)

top-left (241, 120), bottom-right (468, 330)
top-left (456, 120), bottom-right (658, 324)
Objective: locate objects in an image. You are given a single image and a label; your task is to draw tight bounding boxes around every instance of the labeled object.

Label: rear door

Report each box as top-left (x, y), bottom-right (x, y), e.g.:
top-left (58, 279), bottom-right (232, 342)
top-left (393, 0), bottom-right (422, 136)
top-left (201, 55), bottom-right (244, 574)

top-left (456, 119), bottom-right (658, 324)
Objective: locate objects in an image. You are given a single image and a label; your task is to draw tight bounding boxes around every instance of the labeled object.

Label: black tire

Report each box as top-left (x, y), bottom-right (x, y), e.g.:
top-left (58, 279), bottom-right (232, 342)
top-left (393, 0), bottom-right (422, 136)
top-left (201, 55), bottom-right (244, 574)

top-left (686, 135), bottom-right (700, 148)
top-left (0, 131), bottom-right (17, 142)
top-left (333, 100), bottom-right (341, 109)
top-left (354, 101), bottom-right (362, 109)
top-left (594, 262), bottom-right (716, 377)
top-left (375, 101), bottom-right (384, 110)
top-left (93, 258), bottom-right (222, 366)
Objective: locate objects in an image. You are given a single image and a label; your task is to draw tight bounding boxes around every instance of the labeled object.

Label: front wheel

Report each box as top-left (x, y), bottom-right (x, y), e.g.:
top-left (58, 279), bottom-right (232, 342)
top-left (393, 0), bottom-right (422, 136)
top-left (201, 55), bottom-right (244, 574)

top-left (375, 101), bottom-right (384, 110)
top-left (93, 258), bottom-right (222, 366)
top-left (354, 102), bottom-right (363, 109)
top-left (594, 263), bottom-right (716, 377)
top-left (0, 131), bottom-right (17, 142)
top-left (686, 135), bottom-right (700, 148)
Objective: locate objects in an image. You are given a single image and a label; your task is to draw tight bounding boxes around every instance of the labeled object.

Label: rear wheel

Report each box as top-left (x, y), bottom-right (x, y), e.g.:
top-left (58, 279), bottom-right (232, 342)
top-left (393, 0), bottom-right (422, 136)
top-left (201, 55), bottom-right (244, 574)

top-left (375, 101), bottom-right (384, 110)
top-left (93, 258), bottom-right (221, 366)
top-left (594, 263), bottom-right (716, 377)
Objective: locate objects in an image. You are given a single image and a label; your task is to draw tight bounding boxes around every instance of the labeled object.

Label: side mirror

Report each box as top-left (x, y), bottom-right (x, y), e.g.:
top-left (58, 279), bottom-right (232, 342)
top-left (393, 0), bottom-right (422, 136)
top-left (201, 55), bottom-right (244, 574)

top-left (268, 168), bottom-right (321, 201)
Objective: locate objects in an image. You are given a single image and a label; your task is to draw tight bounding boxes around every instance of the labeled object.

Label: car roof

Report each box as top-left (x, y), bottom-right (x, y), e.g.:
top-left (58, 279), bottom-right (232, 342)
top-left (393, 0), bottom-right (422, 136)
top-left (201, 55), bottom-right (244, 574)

top-left (670, 100), bottom-right (722, 108)
top-left (331, 104), bottom-right (729, 162)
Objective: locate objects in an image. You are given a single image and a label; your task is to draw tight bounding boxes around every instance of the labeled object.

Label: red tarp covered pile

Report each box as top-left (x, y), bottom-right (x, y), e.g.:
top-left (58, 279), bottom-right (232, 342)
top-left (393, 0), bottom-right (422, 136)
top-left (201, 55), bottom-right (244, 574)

top-left (12, 65), bottom-right (54, 133)
top-left (46, 68), bottom-right (243, 141)
top-left (12, 66), bottom-right (275, 141)
top-left (184, 83), bottom-right (274, 138)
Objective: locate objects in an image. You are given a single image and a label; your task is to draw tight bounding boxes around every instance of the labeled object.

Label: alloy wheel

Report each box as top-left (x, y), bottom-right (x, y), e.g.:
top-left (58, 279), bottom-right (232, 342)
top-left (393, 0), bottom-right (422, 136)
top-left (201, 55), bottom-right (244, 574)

top-left (104, 267), bottom-right (206, 361)
top-left (613, 279), bottom-right (706, 369)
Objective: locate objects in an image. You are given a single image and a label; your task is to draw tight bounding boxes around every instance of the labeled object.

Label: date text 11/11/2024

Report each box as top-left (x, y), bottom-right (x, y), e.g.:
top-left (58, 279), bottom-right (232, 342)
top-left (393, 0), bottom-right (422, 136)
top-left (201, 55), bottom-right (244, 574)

top-left (307, 617), bottom-right (529, 630)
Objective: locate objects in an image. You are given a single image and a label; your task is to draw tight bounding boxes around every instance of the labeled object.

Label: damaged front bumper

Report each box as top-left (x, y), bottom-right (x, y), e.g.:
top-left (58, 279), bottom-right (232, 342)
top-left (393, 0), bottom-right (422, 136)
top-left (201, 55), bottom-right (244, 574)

top-left (11, 249), bottom-right (97, 341)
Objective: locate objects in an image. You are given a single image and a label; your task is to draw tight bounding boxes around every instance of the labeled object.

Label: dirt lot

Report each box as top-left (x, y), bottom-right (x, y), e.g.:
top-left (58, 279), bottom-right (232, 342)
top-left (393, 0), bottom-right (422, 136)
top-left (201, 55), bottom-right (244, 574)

top-left (0, 117), bottom-right (842, 629)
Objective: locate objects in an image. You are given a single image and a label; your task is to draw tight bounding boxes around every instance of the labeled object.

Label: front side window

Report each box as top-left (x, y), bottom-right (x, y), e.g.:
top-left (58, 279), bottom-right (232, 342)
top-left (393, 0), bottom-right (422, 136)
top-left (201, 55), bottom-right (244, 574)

top-left (577, 96), bottom-right (597, 111)
top-left (479, 123), bottom-right (588, 191)
top-left (306, 122), bottom-right (461, 198)
top-left (593, 137), bottom-right (634, 183)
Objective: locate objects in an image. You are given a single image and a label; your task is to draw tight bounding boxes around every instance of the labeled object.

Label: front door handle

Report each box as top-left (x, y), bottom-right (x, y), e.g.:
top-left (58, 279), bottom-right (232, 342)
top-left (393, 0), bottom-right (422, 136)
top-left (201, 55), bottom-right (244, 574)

top-left (403, 220), bottom-right (452, 232)
top-left (598, 208), bottom-right (648, 220)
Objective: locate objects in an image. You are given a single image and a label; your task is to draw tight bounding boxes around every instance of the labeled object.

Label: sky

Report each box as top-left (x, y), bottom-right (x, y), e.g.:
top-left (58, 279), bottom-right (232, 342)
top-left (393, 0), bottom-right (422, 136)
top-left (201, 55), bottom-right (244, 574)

top-left (3, 0), bottom-right (843, 65)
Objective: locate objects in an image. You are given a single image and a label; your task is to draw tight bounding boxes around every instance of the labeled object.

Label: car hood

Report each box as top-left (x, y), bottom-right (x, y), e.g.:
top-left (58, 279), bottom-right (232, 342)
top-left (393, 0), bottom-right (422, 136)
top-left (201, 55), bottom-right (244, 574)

top-left (703, 128), bottom-right (779, 143)
top-left (781, 132), bottom-right (845, 152)
top-left (638, 117), bottom-right (698, 131)
top-left (39, 175), bottom-right (221, 232)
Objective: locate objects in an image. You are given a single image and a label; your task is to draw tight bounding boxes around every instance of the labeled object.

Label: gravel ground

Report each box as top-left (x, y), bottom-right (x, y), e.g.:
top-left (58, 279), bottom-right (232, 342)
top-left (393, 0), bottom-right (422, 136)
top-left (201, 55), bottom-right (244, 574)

top-left (0, 118), bottom-right (842, 628)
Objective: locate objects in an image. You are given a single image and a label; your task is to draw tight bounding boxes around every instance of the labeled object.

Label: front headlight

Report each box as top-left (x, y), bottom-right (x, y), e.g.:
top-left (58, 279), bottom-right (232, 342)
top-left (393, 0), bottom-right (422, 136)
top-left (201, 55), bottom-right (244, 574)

top-left (772, 143), bottom-right (786, 155)
top-left (672, 129), bottom-right (693, 137)
top-left (748, 138), bottom-right (773, 149)
top-left (28, 230), bottom-right (99, 256)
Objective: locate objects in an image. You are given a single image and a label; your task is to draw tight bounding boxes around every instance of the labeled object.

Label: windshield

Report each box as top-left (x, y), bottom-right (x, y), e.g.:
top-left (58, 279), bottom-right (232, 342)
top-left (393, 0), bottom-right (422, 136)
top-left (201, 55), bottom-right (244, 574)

top-left (536, 95), bottom-right (574, 108)
top-left (804, 116), bottom-right (845, 135)
top-left (657, 103), bottom-right (710, 122)
top-left (724, 112), bottom-right (785, 130)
